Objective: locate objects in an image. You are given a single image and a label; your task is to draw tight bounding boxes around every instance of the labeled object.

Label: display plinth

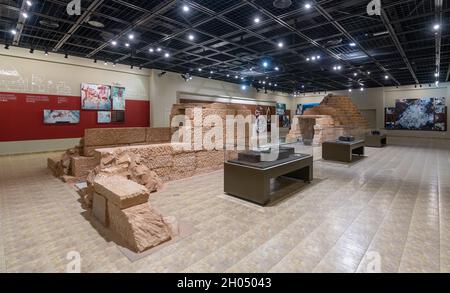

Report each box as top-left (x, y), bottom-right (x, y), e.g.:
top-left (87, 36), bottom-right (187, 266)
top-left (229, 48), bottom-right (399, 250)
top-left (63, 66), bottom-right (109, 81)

top-left (224, 154), bottom-right (313, 206)
top-left (322, 140), bottom-right (365, 163)
top-left (365, 134), bottom-right (387, 148)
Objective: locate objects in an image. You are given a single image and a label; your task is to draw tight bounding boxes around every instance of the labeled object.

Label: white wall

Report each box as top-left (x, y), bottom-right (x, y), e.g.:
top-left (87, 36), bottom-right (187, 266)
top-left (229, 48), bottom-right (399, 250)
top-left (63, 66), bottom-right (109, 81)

top-left (149, 69), bottom-right (294, 127)
top-left (295, 83), bottom-right (450, 139)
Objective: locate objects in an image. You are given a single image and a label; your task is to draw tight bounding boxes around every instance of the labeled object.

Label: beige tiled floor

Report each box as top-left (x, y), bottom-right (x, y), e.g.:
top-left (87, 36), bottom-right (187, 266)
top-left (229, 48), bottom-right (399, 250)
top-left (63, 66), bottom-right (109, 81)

top-left (0, 137), bottom-right (449, 273)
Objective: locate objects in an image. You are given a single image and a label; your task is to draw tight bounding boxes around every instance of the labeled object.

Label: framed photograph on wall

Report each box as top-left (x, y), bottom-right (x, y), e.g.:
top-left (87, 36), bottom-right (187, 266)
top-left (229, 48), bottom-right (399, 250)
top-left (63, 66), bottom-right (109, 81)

top-left (112, 111), bottom-right (125, 123)
top-left (97, 111), bottom-right (112, 124)
top-left (44, 110), bottom-right (80, 124)
top-left (111, 86), bottom-right (126, 111)
top-left (81, 83), bottom-right (111, 110)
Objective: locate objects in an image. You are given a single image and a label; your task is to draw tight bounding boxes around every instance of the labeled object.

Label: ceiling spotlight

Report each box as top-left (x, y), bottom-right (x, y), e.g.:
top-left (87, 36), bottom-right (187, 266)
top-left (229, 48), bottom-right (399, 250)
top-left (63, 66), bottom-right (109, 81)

top-left (367, 71), bottom-right (371, 75)
top-left (44, 50), bottom-right (48, 56)
top-left (311, 56), bottom-right (316, 61)
top-left (349, 42), bottom-right (356, 47)
top-left (128, 34), bottom-right (134, 40)
top-left (198, 68), bottom-right (202, 72)
top-left (333, 66), bottom-right (337, 70)
top-left (349, 89), bottom-right (352, 92)
top-left (306, 58), bottom-right (310, 61)
top-left (254, 17), bottom-right (261, 24)
top-left (226, 74), bottom-right (230, 77)
top-left (241, 85), bottom-right (247, 90)
top-left (434, 73), bottom-right (439, 77)
top-left (139, 66), bottom-right (143, 70)
top-left (125, 43), bottom-right (130, 47)
top-left (210, 70), bottom-right (214, 74)
top-left (158, 71), bottom-right (167, 78)
top-left (234, 75), bottom-right (238, 79)
top-left (182, 5), bottom-right (190, 12)
top-left (433, 24), bottom-right (440, 31)
top-left (385, 75), bottom-right (389, 80)
top-left (104, 61), bottom-right (107, 66)
top-left (188, 34), bottom-right (195, 41)
top-left (353, 73), bottom-right (358, 77)
top-left (131, 65), bottom-right (134, 70)
top-left (11, 29), bottom-right (17, 35)
top-left (164, 52), bottom-right (170, 58)
top-left (181, 73), bottom-right (191, 82)
top-left (111, 41), bottom-right (117, 46)
top-left (305, 3), bottom-right (312, 9)
top-left (29, 48), bottom-right (34, 54)
top-left (316, 55), bottom-right (321, 59)
top-left (278, 42), bottom-right (284, 48)
top-left (149, 48), bottom-right (154, 53)
top-left (22, 12), bottom-right (28, 19)
top-left (274, 84), bottom-right (278, 87)
top-left (157, 47), bottom-right (162, 52)
top-left (4, 44), bottom-right (9, 49)
top-left (275, 67), bottom-right (279, 71)
top-left (360, 87), bottom-right (364, 91)
top-left (94, 59), bottom-right (97, 63)
top-left (113, 63), bottom-right (116, 67)
top-left (64, 53), bottom-right (68, 59)
top-left (263, 62), bottom-right (268, 68)
top-left (241, 77), bottom-right (244, 80)
top-left (301, 85), bottom-right (305, 88)
top-left (26, 1), bottom-right (32, 7)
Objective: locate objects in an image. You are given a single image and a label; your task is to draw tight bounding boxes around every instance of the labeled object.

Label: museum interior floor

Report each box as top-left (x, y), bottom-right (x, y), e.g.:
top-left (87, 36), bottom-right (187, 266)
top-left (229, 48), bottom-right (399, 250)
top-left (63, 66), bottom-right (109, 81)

top-left (0, 137), bottom-right (449, 273)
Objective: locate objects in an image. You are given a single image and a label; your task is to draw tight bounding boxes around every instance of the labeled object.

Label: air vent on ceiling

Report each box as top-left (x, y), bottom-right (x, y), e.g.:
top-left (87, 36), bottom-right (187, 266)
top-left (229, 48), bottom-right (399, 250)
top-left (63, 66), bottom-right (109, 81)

top-left (39, 20), bottom-right (59, 28)
top-left (273, 0), bottom-right (292, 9)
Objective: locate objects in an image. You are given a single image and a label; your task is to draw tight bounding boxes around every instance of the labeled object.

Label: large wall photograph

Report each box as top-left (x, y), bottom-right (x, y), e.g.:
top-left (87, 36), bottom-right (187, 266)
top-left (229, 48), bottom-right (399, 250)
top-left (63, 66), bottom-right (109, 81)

top-left (387, 97), bottom-right (447, 131)
top-left (44, 110), bottom-right (80, 124)
top-left (81, 83), bottom-right (112, 110)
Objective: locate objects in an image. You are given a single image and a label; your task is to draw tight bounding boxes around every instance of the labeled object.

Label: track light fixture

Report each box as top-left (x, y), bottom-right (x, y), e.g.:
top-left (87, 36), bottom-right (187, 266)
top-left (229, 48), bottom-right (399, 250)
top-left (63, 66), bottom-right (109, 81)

top-left (158, 71), bottom-right (167, 78)
top-left (29, 48), bottom-right (34, 54)
top-left (4, 44), bottom-right (10, 49)
top-left (64, 53), bottom-right (68, 59)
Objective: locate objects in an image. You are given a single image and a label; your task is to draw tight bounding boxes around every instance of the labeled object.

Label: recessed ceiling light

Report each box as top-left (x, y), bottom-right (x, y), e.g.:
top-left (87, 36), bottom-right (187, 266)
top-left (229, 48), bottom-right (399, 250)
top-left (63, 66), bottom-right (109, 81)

top-left (434, 73), bottom-right (439, 77)
top-left (360, 87), bottom-right (364, 91)
top-left (306, 58), bottom-right (310, 61)
top-left (275, 67), bottom-right (279, 71)
top-left (254, 17), bottom-right (260, 24)
top-left (353, 73), bottom-right (358, 76)
top-left (87, 20), bottom-right (105, 28)
top-left (111, 41), bottom-right (117, 46)
top-left (22, 12), bottom-right (28, 18)
top-left (210, 70), bottom-right (214, 74)
top-left (26, 1), bottom-right (32, 7)
top-left (149, 48), bottom-right (154, 52)
top-left (433, 24), bottom-right (440, 30)
top-left (263, 81), bottom-right (266, 84)
top-left (241, 85), bottom-right (247, 90)
top-left (235, 75), bottom-right (238, 79)
top-left (157, 47), bottom-right (162, 52)
top-left (349, 89), bottom-right (352, 92)
top-left (11, 29), bottom-right (17, 35)
top-left (316, 55), bottom-right (321, 59)
top-left (311, 56), bottom-right (316, 61)
top-left (301, 85), bottom-right (305, 88)
top-left (125, 43), bottom-right (130, 47)
top-left (198, 68), bottom-right (202, 72)
top-left (165, 53), bottom-right (170, 58)
top-left (278, 42), bottom-right (284, 48)
top-left (367, 71), bottom-right (371, 75)
top-left (337, 66), bottom-right (342, 70)
top-left (274, 84), bottom-right (278, 87)
top-left (226, 74), bottom-right (230, 77)
top-left (349, 42), bottom-right (356, 47)
top-left (385, 75), bottom-right (389, 79)
top-left (305, 3), bottom-right (312, 9)
top-left (188, 34), bottom-right (195, 41)
top-left (128, 34), bottom-right (134, 40)
top-left (263, 62), bottom-right (268, 68)
top-left (182, 5), bottom-right (190, 12)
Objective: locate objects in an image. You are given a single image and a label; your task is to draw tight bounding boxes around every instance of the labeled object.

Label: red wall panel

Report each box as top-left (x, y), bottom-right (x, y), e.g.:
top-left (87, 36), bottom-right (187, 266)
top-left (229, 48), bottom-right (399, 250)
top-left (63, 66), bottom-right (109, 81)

top-left (0, 92), bottom-right (150, 142)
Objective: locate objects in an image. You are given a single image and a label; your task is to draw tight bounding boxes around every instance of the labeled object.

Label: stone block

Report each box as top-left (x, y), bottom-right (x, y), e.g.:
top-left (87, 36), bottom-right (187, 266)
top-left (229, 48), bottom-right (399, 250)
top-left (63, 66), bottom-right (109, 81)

top-left (173, 153), bottom-right (196, 168)
top-left (196, 150), bottom-right (224, 169)
top-left (147, 155), bottom-right (174, 169)
top-left (93, 176), bottom-right (149, 210)
top-left (84, 128), bottom-right (147, 147)
top-left (108, 202), bottom-right (172, 253)
top-left (70, 156), bottom-right (98, 178)
top-left (93, 193), bottom-right (108, 226)
top-left (47, 156), bottom-right (60, 175)
top-left (146, 128), bottom-right (172, 143)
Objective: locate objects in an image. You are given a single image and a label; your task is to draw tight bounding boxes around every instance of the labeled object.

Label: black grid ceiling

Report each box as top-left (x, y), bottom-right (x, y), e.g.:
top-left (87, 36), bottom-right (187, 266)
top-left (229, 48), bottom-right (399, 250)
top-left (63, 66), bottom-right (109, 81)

top-left (0, 0), bottom-right (449, 94)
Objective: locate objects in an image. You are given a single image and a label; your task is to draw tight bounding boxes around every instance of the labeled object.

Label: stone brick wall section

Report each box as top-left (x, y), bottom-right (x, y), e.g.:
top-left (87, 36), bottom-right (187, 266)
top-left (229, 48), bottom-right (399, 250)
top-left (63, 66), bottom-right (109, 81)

top-left (92, 175), bottom-right (173, 253)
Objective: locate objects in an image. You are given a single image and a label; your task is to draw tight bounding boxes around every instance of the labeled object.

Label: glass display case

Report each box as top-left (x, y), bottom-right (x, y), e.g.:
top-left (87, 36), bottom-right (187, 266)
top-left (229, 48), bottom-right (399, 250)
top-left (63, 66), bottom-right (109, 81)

top-left (223, 140), bottom-right (314, 206)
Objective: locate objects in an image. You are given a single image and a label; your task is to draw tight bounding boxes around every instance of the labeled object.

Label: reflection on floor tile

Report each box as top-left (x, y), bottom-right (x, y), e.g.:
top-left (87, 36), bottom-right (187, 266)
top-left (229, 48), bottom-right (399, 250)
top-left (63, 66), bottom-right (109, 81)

top-left (0, 137), bottom-right (449, 272)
